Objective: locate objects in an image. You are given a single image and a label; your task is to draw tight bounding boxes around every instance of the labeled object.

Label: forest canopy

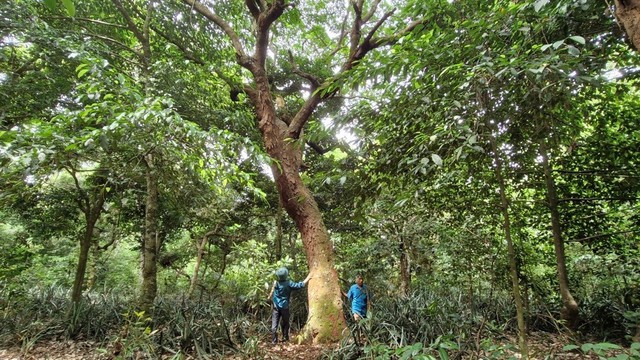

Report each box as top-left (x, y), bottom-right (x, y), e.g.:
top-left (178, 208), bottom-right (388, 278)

top-left (1, 0), bottom-right (639, 359)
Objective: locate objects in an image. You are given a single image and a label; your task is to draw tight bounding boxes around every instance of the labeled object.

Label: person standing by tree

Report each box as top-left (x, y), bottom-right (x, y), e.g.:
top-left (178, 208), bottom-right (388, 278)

top-left (268, 267), bottom-right (311, 344)
top-left (344, 274), bottom-right (371, 321)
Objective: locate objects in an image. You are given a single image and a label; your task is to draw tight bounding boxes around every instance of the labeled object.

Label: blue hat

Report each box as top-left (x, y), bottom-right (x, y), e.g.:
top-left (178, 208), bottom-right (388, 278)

top-left (275, 267), bottom-right (289, 281)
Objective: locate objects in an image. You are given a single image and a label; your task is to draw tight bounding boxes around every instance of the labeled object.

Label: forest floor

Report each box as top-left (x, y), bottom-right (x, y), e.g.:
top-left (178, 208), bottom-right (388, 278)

top-left (0, 331), bottom-right (629, 359)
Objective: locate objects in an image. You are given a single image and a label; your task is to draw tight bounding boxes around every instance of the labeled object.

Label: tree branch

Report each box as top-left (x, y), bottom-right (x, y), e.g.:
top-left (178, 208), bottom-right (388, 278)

top-left (111, 0), bottom-right (145, 44)
top-left (362, 0), bottom-right (381, 23)
top-left (182, 0), bottom-right (251, 66)
top-left (370, 18), bottom-right (428, 48)
top-left (83, 33), bottom-right (142, 58)
top-left (148, 22), bottom-right (256, 101)
top-left (558, 197), bottom-right (639, 202)
top-left (290, 4), bottom-right (426, 138)
top-left (150, 24), bottom-right (206, 65)
top-left (246, 0), bottom-right (261, 19)
top-left (288, 50), bottom-right (323, 88)
top-left (349, 0), bottom-right (363, 56)
top-left (328, 12), bottom-right (350, 57)
top-left (63, 163), bottom-right (89, 214)
top-left (306, 140), bottom-right (329, 155)
top-left (570, 229), bottom-right (640, 243)
top-left (255, 0), bottom-right (288, 68)
top-left (288, 93), bottom-right (322, 139)
top-left (44, 16), bottom-right (129, 29)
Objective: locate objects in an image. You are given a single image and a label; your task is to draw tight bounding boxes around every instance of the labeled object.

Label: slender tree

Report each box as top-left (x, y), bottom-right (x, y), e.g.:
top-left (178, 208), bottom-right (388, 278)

top-left (538, 125), bottom-right (579, 329)
top-left (488, 129), bottom-right (529, 359)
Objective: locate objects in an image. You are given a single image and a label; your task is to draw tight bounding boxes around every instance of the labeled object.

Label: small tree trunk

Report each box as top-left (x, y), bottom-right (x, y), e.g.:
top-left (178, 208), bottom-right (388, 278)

top-left (140, 153), bottom-right (159, 312)
top-left (399, 234), bottom-right (411, 296)
top-left (188, 231), bottom-right (214, 297)
top-left (489, 133), bottom-right (529, 359)
top-left (71, 222), bottom-right (96, 303)
top-left (86, 235), bottom-right (99, 290)
top-left (70, 182), bottom-right (106, 303)
top-left (540, 139), bottom-right (579, 329)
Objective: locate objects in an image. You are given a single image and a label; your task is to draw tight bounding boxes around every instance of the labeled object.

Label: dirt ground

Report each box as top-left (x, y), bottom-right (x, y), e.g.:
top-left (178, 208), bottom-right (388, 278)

top-left (0, 340), bottom-right (326, 360)
top-left (0, 332), bottom-right (630, 359)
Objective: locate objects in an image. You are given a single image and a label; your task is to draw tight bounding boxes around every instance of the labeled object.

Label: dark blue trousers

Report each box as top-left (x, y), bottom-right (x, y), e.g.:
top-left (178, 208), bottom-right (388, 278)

top-left (271, 307), bottom-right (290, 343)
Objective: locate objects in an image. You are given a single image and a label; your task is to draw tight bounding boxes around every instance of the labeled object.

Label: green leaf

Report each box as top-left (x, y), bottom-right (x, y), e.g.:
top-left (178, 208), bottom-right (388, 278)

top-left (567, 45), bottom-right (580, 56)
top-left (77, 68), bottom-right (89, 78)
top-left (431, 154), bottom-right (443, 166)
top-left (61, 0), bottom-right (75, 17)
top-left (592, 343), bottom-right (622, 351)
top-left (43, 0), bottom-right (57, 11)
top-left (562, 344), bottom-right (580, 351)
top-left (569, 35), bottom-right (586, 45)
top-left (438, 348), bottom-right (449, 360)
top-left (468, 134), bottom-right (477, 144)
top-left (394, 198), bottom-right (409, 208)
top-left (534, 0), bottom-right (550, 12)
top-left (611, 354), bottom-right (629, 360)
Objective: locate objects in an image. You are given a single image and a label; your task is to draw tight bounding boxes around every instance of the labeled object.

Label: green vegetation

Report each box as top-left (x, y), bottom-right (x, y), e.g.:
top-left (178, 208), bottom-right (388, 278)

top-left (1, 0), bottom-right (639, 358)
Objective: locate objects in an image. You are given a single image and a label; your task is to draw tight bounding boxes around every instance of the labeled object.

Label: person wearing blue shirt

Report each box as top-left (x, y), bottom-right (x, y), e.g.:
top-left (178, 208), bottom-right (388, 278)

top-left (267, 267), bottom-right (311, 344)
top-left (344, 274), bottom-right (371, 321)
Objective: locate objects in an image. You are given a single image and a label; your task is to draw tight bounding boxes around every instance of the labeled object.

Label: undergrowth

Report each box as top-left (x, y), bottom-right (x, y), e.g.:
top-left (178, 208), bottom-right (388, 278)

top-left (1, 284), bottom-right (637, 359)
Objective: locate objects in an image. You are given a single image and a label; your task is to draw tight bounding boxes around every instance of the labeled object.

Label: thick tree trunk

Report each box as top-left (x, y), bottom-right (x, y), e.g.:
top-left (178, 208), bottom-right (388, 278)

top-left (271, 146), bottom-right (346, 343)
top-left (140, 153), bottom-right (159, 312)
top-left (540, 140), bottom-right (579, 329)
top-left (254, 79), bottom-right (345, 343)
top-left (489, 133), bottom-right (529, 359)
top-left (615, 0), bottom-right (640, 51)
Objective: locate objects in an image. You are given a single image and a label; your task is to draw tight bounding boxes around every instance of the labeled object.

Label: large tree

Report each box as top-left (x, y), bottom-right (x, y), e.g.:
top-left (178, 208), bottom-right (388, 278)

top-left (174, 0), bottom-right (424, 343)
